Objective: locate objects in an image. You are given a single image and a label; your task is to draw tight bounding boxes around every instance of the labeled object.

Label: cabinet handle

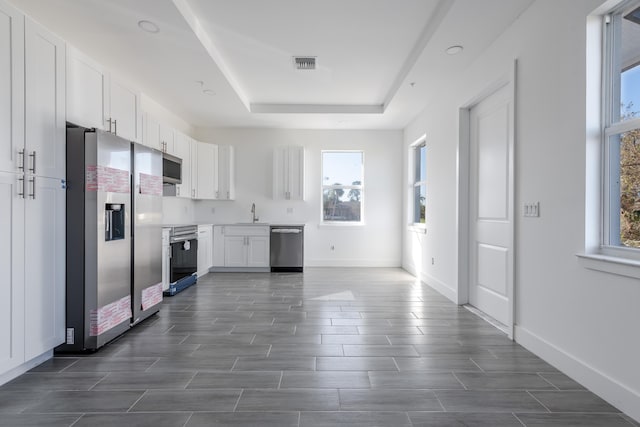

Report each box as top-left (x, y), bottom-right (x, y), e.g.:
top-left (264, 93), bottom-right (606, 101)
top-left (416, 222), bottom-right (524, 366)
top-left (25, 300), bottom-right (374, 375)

top-left (18, 149), bottom-right (25, 171)
top-left (177, 186), bottom-right (180, 196)
top-left (192, 189), bottom-right (195, 198)
top-left (18, 176), bottom-right (25, 198)
top-left (227, 191), bottom-right (230, 199)
top-left (113, 119), bottom-right (117, 135)
top-left (29, 177), bottom-right (35, 199)
top-left (215, 191), bottom-right (219, 198)
top-left (106, 118), bottom-right (112, 133)
top-left (29, 151), bottom-right (36, 174)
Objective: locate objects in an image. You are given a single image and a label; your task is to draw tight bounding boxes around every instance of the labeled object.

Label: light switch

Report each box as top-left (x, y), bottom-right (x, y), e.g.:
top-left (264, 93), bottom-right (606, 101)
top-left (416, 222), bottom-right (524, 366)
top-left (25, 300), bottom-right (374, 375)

top-left (523, 202), bottom-right (540, 217)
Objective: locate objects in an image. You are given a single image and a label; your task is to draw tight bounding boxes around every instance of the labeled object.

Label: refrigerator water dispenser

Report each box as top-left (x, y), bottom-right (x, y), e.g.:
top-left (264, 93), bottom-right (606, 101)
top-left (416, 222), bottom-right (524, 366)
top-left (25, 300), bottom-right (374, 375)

top-left (105, 203), bottom-right (125, 241)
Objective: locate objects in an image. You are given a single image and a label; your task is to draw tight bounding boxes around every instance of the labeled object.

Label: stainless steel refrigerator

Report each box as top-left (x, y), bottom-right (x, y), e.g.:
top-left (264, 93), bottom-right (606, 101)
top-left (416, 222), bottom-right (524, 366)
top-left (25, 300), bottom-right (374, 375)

top-left (59, 127), bottom-right (162, 352)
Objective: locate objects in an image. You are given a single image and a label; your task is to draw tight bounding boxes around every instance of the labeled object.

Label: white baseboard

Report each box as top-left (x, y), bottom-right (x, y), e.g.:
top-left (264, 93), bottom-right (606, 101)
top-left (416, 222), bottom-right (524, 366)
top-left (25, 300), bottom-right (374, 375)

top-left (420, 271), bottom-right (458, 303)
top-left (0, 350), bottom-right (53, 386)
top-left (305, 259), bottom-right (400, 267)
top-left (515, 325), bottom-right (640, 422)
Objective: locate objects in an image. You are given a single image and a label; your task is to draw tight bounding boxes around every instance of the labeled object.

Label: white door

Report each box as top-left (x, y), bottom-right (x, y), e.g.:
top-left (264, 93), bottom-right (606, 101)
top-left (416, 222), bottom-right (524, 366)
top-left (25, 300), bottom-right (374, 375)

top-left (0, 171), bottom-right (25, 371)
top-left (25, 18), bottom-right (65, 180)
top-left (288, 146), bottom-right (304, 200)
top-left (247, 236), bottom-right (270, 267)
top-left (468, 83), bottom-right (514, 328)
top-left (143, 113), bottom-right (162, 150)
top-left (66, 46), bottom-right (106, 130)
top-left (0, 1), bottom-right (24, 174)
top-left (224, 236), bottom-right (247, 267)
top-left (195, 142), bottom-right (218, 200)
top-left (174, 133), bottom-right (192, 199)
top-left (109, 77), bottom-right (139, 142)
top-left (24, 176), bottom-right (65, 359)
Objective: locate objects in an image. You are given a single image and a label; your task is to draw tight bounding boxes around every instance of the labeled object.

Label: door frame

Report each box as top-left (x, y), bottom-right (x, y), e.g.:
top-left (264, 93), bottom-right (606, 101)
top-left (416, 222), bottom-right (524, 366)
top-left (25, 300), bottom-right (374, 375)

top-left (457, 60), bottom-right (517, 339)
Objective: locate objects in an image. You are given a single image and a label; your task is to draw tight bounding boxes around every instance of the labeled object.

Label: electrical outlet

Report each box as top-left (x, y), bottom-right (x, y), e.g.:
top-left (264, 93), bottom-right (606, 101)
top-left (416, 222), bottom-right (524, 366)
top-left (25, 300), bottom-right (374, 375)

top-left (211, 207), bottom-right (215, 214)
top-left (431, 257), bottom-right (435, 265)
top-left (523, 202), bottom-right (540, 217)
top-left (330, 245), bottom-right (335, 251)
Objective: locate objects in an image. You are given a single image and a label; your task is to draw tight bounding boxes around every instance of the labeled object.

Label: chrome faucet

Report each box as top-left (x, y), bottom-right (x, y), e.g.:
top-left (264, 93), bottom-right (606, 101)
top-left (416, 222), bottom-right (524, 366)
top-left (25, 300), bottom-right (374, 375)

top-left (251, 203), bottom-right (259, 223)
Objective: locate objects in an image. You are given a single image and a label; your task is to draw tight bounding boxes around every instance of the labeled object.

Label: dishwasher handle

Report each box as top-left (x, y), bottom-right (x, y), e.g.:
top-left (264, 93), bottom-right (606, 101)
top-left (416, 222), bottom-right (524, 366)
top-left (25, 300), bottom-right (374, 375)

top-left (271, 228), bottom-right (302, 234)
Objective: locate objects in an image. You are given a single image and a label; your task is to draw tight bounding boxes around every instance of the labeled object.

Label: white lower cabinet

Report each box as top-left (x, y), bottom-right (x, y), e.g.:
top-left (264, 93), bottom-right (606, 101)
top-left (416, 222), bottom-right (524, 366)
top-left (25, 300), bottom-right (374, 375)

top-left (0, 172), bottom-right (26, 373)
top-left (197, 225), bottom-right (213, 276)
top-left (24, 176), bottom-right (65, 359)
top-left (0, 172), bottom-right (65, 372)
top-left (213, 225), bottom-right (270, 270)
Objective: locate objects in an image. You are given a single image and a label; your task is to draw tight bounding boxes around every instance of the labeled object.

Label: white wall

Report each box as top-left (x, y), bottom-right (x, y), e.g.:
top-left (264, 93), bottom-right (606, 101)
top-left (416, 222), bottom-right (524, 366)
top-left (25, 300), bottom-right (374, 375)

top-left (402, 0), bottom-right (640, 420)
top-left (189, 128), bottom-right (403, 267)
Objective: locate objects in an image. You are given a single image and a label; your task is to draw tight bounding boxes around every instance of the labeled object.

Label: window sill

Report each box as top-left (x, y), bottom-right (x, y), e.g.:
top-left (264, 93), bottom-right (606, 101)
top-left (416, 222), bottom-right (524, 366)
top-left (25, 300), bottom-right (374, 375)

top-left (318, 222), bottom-right (365, 228)
top-left (407, 225), bottom-right (427, 234)
top-left (576, 252), bottom-right (640, 279)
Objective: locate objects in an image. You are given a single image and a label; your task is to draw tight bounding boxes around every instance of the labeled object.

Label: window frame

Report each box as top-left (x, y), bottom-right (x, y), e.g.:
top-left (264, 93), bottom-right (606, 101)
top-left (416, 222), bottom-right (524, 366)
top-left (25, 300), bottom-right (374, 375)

top-left (320, 150), bottom-right (364, 225)
top-left (601, 1), bottom-right (640, 259)
top-left (411, 139), bottom-right (427, 227)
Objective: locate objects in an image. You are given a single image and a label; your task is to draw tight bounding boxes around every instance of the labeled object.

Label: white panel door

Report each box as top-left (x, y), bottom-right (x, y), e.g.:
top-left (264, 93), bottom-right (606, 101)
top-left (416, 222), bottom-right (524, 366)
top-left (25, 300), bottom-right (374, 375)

top-left (0, 172), bottom-right (25, 372)
top-left (109, 76), bottom-right (139, 142)
top-left (469, 84), bottom-right (514, 327)
top-left (247, 236), bottom-right (270, 267)
top-left (25, 18), bottom-right (65, 180)
top-left (224, 236), bottom-right (247, 267)
top-left (194, 141), bottom-right (218, 200)
top-left (288, 146), bottom-right (304, 200)
top-left (0, 1), bottom-right (24, 174)
top-left (66, 46), bottom-right (106, 130)
top-left (143, 113), bottom-right (162, 150)
top-left (24, 176), bottom-right (65, 359)
top-left (174, 133), bottom-right (192, 198)
top-left (218, 145), bottom-right (235, 200)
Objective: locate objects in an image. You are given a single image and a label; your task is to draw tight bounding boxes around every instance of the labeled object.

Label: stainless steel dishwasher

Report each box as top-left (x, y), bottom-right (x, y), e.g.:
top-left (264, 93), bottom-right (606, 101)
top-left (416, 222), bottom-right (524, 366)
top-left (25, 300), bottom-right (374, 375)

top-left (270, 225), bottom-right (304, 272)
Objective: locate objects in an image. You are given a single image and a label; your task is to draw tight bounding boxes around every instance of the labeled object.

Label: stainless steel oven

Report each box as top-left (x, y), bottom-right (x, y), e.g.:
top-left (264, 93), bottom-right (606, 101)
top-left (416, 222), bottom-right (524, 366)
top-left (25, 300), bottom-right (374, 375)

top-left (168, 225), bottom-right (198, 287)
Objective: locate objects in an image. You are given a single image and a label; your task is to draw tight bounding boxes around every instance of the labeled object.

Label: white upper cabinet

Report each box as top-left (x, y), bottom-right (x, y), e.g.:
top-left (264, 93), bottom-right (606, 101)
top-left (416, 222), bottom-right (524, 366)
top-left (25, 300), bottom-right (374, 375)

top-left (108, 75), bottom-right (140, 142)
top-left (218, 145), bottom-right (235, 200)
top-left (273, 145), bottom-right (304, 200)
top-left (0, 1), bottom-right (24, 174)
top-left (192, 140), bottom-right (218, 200)
top-left (67, 46), bottom-right (141, 142)
top-left (66, 46), bottom-right (106, 131)
top-left (160, 124), bottom-right (175, 155)
top-left (174, 132), bottom-right (192, 199)
top-left (25, 18), bottom-right (65, 180)
top-left (142, 113), bottom-right (161, 150)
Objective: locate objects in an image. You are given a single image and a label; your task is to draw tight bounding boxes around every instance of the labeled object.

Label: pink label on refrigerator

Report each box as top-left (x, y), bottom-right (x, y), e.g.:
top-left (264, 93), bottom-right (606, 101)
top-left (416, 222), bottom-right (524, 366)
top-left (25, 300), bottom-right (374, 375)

top-left (86, 165), bottom-right (130, 193)
top-left (89, 295), bottom-right (132, 336)
top-left (139, 173), bottom-right (163, 196)
top-left (141, 282), bottom-right (163, 311)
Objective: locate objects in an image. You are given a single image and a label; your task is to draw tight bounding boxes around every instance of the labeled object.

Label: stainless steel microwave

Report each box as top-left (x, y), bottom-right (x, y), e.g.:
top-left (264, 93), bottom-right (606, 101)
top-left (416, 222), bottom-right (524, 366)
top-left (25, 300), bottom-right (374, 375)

top-left (162, 152), bottom-right (182, 184)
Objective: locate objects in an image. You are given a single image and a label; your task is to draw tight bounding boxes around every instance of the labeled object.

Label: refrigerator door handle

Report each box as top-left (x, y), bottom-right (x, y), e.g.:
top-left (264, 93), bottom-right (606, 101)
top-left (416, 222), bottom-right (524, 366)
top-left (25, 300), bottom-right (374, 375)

top-left (105, 210), bottom-right (112, 240)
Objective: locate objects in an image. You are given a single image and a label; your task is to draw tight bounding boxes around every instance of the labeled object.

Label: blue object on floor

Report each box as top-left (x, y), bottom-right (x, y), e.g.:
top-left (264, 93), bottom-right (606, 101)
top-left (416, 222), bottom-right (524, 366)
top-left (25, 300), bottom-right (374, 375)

top-left (164, 274), bottom-right (197, 296)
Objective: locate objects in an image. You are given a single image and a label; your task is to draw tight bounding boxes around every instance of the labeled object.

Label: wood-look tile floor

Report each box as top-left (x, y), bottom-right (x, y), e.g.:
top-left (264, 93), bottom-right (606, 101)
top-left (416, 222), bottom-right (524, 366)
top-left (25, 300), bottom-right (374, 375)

top-left (1, 268), bottom-right (636, 426)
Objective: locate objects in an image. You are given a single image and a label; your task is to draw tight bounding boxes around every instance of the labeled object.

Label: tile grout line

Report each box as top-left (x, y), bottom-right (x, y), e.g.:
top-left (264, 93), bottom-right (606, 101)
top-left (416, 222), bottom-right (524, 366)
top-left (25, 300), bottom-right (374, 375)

top-left (451, 371), bottom-right (468, 390)
top-left (86, 373), bottom-right (110, 391)
top-left (125, 389), bottom-right (149, 413)
top-left (512, 412), bottom-right (527, 426)
top-left (181, 412), bottom-right (194, 427)
top-left (536, 372), bottom-right (561, 391)
top-left (68, 413), bottom-right (85, 427)
top-left (278, 371), bottom-right (284, 389)
top-left (183, 371), bottom-right (198, 389)
top-left (526, 389), bottom-right (553, 413)
top-left (232, 389), bottom-right (244, 412)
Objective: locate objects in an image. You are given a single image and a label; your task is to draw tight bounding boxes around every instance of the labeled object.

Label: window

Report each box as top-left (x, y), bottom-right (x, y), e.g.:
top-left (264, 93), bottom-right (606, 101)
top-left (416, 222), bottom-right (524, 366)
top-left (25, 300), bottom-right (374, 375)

top-left (413, 142), bottom-right (427, 224)
top-left (322, 151), bottom-right (363, 223)
top-left (603, 1), bottom-right (640, 254)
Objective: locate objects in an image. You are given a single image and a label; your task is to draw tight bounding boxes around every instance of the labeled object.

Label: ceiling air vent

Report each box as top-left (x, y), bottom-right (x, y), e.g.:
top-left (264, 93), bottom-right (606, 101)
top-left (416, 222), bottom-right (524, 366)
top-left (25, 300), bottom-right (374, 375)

top-left (293, 56), bottom-right (316, 70)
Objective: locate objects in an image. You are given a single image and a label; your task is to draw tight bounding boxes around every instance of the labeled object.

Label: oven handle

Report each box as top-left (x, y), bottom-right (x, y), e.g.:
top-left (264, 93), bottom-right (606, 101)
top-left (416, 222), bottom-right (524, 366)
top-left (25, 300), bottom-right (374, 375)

top-left (170, 236), bottom-right (197, 243)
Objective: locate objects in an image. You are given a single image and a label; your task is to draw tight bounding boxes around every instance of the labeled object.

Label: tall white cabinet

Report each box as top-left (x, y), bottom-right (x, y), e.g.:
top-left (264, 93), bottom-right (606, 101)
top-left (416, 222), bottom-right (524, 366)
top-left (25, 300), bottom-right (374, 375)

top-left (273, 145), bottom-right (304, 200)
top-left (0, 0), bottom-right (66, 380)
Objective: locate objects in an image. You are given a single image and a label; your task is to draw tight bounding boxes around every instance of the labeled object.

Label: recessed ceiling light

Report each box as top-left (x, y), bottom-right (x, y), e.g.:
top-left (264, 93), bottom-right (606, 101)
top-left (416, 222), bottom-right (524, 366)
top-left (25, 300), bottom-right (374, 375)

top-left (446, 45), bottom-right (463, 55)
top-left (203, 89), bottom-right (216, 96)
top-left (138, 20), bottom-right (160, 34)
